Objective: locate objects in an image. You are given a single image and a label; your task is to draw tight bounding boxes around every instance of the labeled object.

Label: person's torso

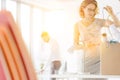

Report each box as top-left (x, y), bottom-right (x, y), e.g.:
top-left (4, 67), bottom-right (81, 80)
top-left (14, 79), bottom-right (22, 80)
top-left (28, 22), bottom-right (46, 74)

top-left (77, 18), bottom-right (105, 47)
top-left (49, 39), bottom-right (61, 61)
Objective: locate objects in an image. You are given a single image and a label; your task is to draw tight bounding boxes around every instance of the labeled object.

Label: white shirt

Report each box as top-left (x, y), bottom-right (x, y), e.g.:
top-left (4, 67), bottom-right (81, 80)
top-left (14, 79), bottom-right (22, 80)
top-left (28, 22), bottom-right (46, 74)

top-left (49, 38), bottom-right (61, 61)
top-left (40, 38), bottom-right (61, 70)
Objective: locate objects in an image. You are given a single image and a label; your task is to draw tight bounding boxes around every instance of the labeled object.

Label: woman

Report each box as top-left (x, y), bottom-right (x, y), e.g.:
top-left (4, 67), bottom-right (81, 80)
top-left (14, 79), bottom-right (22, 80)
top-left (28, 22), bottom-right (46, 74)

top-left (74, 0), bottom-right (120, 79)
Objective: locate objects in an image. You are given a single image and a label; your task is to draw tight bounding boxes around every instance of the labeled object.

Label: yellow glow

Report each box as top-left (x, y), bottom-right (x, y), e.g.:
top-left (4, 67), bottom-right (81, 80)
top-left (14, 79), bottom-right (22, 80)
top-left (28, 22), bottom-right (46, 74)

top-left (44, 10), bottom-right (67, 38)
top-left (42, 10), bottom-right (77, 59)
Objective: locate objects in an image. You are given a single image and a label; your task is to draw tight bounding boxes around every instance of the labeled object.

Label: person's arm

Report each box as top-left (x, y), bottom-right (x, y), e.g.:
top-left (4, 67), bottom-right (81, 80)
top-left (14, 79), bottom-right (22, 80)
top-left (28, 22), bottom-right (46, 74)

top-left (40, 42), bottom-right (52, 72)
top-left (74, 23), bottom-right (84, 50)
top-left (104, 6), bottom-right (120, 27)
top-left (41, 55), bottom-right (52, 72)
top-left (42, 39), bottom-right (60, 71)
top-left (41, 54), bottom-right (52, 74)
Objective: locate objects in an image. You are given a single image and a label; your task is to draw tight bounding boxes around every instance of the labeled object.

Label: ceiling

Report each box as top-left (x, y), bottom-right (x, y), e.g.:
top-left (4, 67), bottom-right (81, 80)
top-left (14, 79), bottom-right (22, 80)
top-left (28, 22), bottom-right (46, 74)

top-left (12, 0), bottom-right (120, 13)
top-left (13, 0), bottom-right (82, 10)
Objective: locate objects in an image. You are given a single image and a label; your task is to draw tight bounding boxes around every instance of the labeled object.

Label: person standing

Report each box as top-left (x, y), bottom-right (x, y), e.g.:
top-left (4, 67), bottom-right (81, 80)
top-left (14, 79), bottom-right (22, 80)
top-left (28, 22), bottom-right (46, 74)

top-left (40, 32), bottom-right (61, 80)
top-left (74, 0), bottom-right (120, 80)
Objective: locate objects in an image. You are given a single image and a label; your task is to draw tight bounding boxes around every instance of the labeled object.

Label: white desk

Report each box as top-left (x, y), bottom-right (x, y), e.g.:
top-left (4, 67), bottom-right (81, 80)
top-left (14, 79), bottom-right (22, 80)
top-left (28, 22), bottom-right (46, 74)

top-left (37, 73), bottom-right (120, 79)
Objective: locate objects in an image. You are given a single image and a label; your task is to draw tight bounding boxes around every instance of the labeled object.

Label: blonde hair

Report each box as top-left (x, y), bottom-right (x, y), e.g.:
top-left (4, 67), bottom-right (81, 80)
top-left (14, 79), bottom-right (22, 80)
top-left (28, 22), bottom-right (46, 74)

top-left (41, 32), bottom-right (49, 38)
top-left (79, 0), bottom-right (98, 18)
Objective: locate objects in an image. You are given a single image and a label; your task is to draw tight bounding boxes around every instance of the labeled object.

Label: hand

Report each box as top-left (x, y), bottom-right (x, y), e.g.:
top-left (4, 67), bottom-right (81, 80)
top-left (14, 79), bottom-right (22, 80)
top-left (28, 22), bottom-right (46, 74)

top-left (40, 69), bottom-right (44, 74)
top-left (104, 6), bottom-right (114, 16)
top-left (74, 44), bottom-right (84, 50)
top-left (67, 46), bottom-right (74, 53)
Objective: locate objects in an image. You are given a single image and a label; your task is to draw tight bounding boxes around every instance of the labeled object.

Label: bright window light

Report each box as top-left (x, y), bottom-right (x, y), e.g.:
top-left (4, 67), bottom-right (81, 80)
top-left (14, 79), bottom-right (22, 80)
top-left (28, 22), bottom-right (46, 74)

top-left (31, 8), bottom-right (43, 70)
top-left (6, 0), bottom-right (17, 21)
top-left (20, 4), bottom-right (31, 52)
top-left (0, 1), bottom-right (1, 10)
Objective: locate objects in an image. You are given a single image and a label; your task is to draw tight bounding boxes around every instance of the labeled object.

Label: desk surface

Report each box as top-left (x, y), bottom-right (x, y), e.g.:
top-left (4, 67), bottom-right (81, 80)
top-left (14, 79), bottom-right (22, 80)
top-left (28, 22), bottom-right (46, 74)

top-left (37, 74), bottom-right (120, 79)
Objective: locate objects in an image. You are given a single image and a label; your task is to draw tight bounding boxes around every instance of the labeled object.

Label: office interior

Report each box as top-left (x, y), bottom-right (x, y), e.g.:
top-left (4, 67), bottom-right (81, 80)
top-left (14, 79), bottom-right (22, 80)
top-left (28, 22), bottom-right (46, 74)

top-left (0, 0), bottom-right (120, 80)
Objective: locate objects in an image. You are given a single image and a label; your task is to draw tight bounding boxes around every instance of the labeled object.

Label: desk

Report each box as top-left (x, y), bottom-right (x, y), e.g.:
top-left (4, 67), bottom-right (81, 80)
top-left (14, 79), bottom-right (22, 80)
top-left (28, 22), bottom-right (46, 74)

top-left (37, 74), bottom-right (120, 79)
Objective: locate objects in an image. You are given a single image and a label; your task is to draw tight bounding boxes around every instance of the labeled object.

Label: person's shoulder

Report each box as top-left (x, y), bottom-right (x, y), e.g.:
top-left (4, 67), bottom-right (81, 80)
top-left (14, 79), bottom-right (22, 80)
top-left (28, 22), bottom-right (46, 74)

top-left (49, 38), bottom-right (59, 47)
top-left (50, 38), bottom-right (58, 43)
top-left (74, 20), bottom-right (82, 28)
top-left (50, 38), bottom-right (56, 41)
top-left (75, 19), bottom-right (82, 25)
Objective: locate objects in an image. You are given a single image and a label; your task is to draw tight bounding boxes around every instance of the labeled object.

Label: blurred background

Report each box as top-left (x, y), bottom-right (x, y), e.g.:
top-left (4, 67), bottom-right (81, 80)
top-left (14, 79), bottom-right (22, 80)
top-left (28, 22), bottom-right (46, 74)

top-left (1, 0), bottom-right (120, 80)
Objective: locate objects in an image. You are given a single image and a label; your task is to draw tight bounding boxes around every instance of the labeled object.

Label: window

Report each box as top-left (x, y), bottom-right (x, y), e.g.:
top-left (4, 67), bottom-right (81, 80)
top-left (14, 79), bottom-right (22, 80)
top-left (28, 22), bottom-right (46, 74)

top-left (31, 7), bottom-right (43, 70)
top-left (6, 0), bottom-right (17, 21)
top-left (0, 0), bottom-right (1, 10)
top-left (20, 4), bottom-right (31, 52)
